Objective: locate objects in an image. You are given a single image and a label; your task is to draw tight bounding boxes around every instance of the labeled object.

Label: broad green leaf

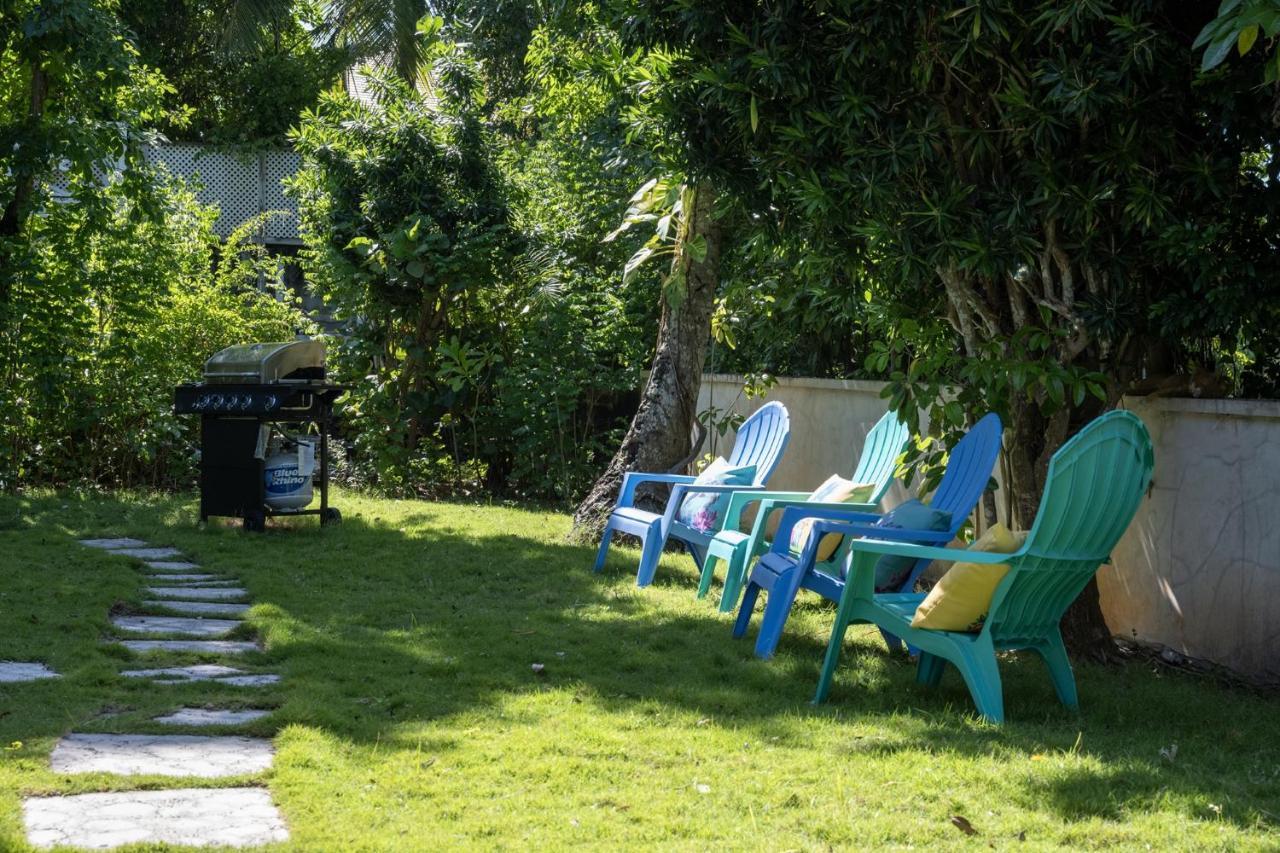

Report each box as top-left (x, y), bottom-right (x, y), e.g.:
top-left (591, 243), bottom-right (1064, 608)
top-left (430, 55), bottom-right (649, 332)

top-left (750, 94), bottom-right (759, 133)
top-left (1238, 24), bottom-right (1259, 54)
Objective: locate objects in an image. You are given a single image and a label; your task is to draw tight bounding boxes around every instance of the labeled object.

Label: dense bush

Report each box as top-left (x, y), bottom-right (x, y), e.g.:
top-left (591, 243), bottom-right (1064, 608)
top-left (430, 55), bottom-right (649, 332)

top-left (0, 180), bottom-right (305, 489)
top-left (290, 31), bottom-right (654, 502)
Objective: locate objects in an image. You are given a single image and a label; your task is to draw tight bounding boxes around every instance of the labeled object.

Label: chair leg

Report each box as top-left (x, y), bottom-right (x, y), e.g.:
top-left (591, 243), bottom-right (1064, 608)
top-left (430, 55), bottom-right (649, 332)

top-left (813, 611), bottom-right (850, 704)
top-left (1035, 632), bottom-right (1079, 711)
top-left (685, 540), bottom-right (707, 570)
top-left (916, 652), bottom-right (948, 688)
top-left (592, 523), bottom-right (614, 573)
top-left (634, 525), bottom-right (666, 587)
top-left (954, 639), bottom-right (1005, 724)
top-left (753, 571), bottom-right (800, 659)
top-left (717, 546), bottom-right (748, 613)
top-left (879, 629), bottom-right (905, 654)
top-left (696, 552), bottom-right (720, 599)
top-left (732, 580), bottom-right (761, 639)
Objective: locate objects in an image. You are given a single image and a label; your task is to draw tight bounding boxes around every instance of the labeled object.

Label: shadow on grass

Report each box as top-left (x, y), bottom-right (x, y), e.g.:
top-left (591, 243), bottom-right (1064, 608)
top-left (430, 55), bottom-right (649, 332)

top-left (3, 488), bottom-right (1278, 831)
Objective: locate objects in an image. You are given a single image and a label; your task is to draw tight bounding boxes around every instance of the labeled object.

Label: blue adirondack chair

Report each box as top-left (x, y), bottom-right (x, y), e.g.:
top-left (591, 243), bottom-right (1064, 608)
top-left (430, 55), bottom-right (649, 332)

top-left (811, 410), bottom-right (1154, 723)
top-left (734, 412), bottom-right (1002, 658)
top-left (593, 401), bottom-right (791, 587)
top-left (697, 408), bottom-right (910, 613)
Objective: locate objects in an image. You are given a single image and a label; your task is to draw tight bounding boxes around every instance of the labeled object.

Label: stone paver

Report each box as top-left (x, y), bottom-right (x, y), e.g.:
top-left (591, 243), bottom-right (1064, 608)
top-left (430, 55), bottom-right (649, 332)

top-left (154, 708), bottom-right (271, 726)
top-left (145, 600), bottom-right (251, 617)
top-left (143, 561), bottom-right (200, 571)
top-left (146, 586), bottom-right (248, 600)
top-left (23, 787), bottom-right (288, 848)
top-left (117, 640), bottom-right (259, 655)
top-left (112, 547), bottom-right (184, 560)
top-left (144, 573), bottom-right (222, 582)
top-left (120, 665), bottom-right (279, 686)
top-left (111, 616), bottom-right (242, 638)
top-left (79, 538), bottom-right (148, 550)
top-left (122, 664), bottom-right (243, 681)
top-left (50, 733), bottom-right (274, 777)
top-left (0, 662), bottom-right (60, 682)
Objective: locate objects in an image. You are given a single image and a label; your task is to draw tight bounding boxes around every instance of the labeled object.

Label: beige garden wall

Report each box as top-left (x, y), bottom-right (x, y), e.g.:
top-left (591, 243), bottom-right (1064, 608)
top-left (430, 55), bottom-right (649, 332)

top-left (697, 374), bottom-right (1280, 684)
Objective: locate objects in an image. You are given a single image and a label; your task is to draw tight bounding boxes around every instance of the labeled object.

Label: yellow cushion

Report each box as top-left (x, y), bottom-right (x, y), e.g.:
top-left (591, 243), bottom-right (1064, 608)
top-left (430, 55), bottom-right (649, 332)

top-left (787, 475), bottom-right (877, 562)
top-left (910, 523), bottom-right (1026, 632)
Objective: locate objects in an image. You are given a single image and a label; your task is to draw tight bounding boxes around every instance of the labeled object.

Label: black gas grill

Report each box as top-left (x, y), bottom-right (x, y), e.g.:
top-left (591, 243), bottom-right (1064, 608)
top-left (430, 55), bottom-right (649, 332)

top-left (175, 340), bottom-right (343, 531)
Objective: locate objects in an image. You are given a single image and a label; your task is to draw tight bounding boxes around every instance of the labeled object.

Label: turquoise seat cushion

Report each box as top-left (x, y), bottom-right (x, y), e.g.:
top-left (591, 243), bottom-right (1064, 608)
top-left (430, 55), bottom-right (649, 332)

top-left (675, 457), bottom-right (756, 533)
top-left (861, 499), bottom-right (952, 592)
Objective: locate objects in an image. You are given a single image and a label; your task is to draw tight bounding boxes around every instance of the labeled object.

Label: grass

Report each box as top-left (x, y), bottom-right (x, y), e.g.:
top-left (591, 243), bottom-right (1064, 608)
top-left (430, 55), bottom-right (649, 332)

top-left (1, 488), bottom-right (1278, 850)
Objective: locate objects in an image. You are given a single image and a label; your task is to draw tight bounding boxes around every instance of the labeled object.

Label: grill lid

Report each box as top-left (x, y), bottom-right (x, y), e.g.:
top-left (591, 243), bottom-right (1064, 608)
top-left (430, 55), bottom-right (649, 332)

top-left (203, 340), bottom-right (325, 384)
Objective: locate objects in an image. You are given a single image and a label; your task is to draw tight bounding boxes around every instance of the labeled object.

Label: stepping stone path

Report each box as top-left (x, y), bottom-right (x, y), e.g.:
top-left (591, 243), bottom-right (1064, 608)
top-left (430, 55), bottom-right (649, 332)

top-left (18, 538), bottom-right (290, 848)
top-left (147, 586), bottom-right (249, 600)
top-left (154, 708), bottom-right (271, 726)
top-left (23, 788), bottom-right (288, 849)
top-left (51, 733), bottom-right (275, 777)
top-left (119, 640), bottom-right (260, 655)
top-left (143, 573), bottom-right (222, 582)
top-left (122, 665), bottom-right (280, 687)
top-left (0, 661), bottom-right (60, 682)
top-left (143, 560), bottom-right (201, 571)
top-left (146, 600), bottom-right (251, 617)
top-left (111, 615), bottom-right (243, 638)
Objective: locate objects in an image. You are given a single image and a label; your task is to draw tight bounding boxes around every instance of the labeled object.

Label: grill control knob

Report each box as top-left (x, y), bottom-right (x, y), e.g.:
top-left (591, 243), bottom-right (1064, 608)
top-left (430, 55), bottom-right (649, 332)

top-left (210, 395), bottom-right (224, 409)
top-left (265, 394), bottom-right (278, 410)
top-left (240, 395), bottom-right (253, 410)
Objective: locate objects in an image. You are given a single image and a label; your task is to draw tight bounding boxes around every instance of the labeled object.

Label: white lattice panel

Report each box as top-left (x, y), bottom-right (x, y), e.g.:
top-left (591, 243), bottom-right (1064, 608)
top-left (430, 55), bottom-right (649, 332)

top-left (143, 144), bottom-right (299, 242)
top-left (263, 150), bottom-right (301, 241)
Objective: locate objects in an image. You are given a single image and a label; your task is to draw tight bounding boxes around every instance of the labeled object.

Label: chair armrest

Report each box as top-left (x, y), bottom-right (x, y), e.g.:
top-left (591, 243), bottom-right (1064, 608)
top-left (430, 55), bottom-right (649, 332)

top-left (722, 490), bottom-right (813, 534)
top-left (617, 472), bottom-right (697, 508)
top-left (769, 506), bottom-right (884, 555)
top-left (843, 537), bottom-right (1016, 598)
top-left (811, 520), bottom-right (955, 545)
top-left (737, 498), bottom-right (882, 555)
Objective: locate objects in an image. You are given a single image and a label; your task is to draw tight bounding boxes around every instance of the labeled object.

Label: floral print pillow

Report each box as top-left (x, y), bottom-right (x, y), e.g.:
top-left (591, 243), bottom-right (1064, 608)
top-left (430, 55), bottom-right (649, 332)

top-left (676, 457), bottom-right (757, 533)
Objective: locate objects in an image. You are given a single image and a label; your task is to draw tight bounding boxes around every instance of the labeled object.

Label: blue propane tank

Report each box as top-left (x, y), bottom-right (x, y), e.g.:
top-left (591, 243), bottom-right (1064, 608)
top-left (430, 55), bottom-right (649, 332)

top-left (263, 437), bottom-right (315, 510)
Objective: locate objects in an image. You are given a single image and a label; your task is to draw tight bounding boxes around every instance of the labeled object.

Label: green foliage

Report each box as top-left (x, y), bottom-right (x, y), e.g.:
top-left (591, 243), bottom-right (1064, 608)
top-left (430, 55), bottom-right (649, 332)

top-left (1196, 0), bottom-right (1280, 82)
top-left (0, 179), bottom-right (304, 489)
top-left (288, 13), bottom-right (660, 501)
top-left (120, 0), bottom-right (347, 145)
top-left (627, 0), bottom-right (1280, 505)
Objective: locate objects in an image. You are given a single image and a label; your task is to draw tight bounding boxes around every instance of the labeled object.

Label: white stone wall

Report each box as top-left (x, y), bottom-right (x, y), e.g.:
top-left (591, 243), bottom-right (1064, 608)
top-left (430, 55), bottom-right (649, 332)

top-left (697, 374), bottom-right (1280, 683)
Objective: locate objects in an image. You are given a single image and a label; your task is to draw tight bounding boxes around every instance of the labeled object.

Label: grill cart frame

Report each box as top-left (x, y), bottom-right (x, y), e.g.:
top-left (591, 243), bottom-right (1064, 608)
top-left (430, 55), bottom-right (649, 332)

top-left (174, 341), bottom-right (344, 532)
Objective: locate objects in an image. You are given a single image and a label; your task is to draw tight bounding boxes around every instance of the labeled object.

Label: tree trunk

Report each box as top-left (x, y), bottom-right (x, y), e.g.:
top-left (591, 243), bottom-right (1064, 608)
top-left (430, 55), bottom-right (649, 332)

top-left (0, 60), bottom-right (48, 306)
top-left (569, 181), bottom-right (721, 542)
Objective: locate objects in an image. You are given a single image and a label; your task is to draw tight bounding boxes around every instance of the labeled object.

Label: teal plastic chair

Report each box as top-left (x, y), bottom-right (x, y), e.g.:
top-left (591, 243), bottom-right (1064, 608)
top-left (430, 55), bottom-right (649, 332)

top-left (696, 409), bottom-right (909, 613)
top-left (593, 401), bottom-right (791, 587)
top-left (811, 410), bottom-right (1154, 723)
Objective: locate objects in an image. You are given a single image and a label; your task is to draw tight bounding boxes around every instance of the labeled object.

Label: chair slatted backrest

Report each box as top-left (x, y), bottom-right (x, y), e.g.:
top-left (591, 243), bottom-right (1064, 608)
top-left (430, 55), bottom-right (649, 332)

top-left (926, 412), bottom-right (1003, 534)
top-left (726, 401), bottom-right (791, 486)
top-left (850, 410), bottom-right (911, 505)
top-left (986, 411), bottom-right (1154, 646)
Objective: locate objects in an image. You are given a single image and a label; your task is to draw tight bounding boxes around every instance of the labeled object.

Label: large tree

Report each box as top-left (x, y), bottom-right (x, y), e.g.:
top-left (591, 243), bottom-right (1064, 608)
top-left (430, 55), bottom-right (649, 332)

top-left (624, 0), bottom-right (1280, 656)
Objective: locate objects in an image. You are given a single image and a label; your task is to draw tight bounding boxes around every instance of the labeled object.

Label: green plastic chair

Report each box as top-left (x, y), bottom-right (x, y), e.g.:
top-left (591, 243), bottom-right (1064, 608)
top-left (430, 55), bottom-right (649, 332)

top-left (811, 410), bottom-right (1153, 723)
top-left (696, 410), bottom-right (909, 613)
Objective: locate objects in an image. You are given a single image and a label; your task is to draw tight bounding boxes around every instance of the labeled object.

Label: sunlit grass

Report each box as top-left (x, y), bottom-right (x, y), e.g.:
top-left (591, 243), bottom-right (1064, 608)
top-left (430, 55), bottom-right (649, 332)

top-left (1, 488), bottom-right (1276, 850)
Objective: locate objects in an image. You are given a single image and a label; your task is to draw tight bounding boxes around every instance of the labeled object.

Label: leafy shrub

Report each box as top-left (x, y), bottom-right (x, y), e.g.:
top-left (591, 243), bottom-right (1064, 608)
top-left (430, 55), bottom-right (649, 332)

top-left (0, 179), bottom-right (305, 489)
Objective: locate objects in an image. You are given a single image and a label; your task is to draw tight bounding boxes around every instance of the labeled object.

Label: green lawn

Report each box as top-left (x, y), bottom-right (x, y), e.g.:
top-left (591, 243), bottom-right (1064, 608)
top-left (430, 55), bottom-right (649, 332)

top-left (1, 489), bottom-right (1277, 850)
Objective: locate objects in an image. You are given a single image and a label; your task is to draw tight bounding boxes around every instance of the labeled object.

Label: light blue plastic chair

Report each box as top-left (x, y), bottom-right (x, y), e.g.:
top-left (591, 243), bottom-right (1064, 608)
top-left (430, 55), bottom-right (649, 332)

top-left (593, 401), bottom-right (791, 587)
top-left (812, 410), bottom-right (1154, 723)
top-left (734, 412), bottom-right (1002, 658)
